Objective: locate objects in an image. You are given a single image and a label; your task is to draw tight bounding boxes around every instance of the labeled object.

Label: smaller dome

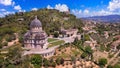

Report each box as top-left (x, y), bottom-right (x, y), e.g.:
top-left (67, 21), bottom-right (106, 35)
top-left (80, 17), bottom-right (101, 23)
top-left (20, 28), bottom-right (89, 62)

top-left (30, 16), bottom-right (42, 28)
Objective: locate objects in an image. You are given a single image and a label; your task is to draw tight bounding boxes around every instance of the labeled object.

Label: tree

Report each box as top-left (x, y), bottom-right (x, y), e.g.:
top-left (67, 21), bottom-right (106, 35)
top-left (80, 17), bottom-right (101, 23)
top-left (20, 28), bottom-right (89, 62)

top-left (116, 45), bottom-right (120, 50)
top-left (53, 32), bottom-right (59, 38)
top-left (43, 58), bottom-right (50, 67)
top-left (0, 56), bottom-right (4, 68)
top-left (7, 45), bottom-right (22, 65)
top-left (73, 37), bottom-right (79, 45)
top-left (100, 44), bottom-right (106, 52)
top-left (71, 56), bottom-right (76, 63)
top-left (107, 65), bottom-right (113, 68)
top-left (98, 58), bottom-right (107, 66)
top-left (21, 55), bottom-right (32, 68)
top-left (81, 52), bottom-right (88, 59)
top-left (78, 27), bottom-right (83, 33)
top-left (5, 34), bottom-right (16, 42)
top-left (51, 62), bottom-right (56, 67)
top-left (7, 64), bottom-right (16, 68)
top-left (56, 58), bottom-right (64, 65)
top-left (84, 34), bottom-right (90, 41)
top-left (113, 64), bottom-right (120, 68)
top-left (85, 46), bottom-right (93, 54)
top-left (19, 36), bottom-right (23, 43)
top-left (30, 54), bottom-right (42, 68)
top-left (2, 42), bottom-right (8, 46)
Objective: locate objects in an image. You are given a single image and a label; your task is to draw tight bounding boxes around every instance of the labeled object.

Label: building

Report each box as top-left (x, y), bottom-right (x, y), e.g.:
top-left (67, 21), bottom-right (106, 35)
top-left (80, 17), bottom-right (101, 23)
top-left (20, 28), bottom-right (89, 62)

top-left (23, 16), bottom-right (55, 57)
top-left (61, 28), bottom-right (78, 37)
top-left (24, 16), bottom-right (48, 50)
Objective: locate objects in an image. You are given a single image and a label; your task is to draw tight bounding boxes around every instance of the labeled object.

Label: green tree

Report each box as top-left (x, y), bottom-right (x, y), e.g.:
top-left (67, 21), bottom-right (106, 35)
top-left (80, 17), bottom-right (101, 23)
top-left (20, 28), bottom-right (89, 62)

top-left (73, 37), bottom-right (79, 45)
top-left (85, 46), bottom-right (93, 54)
top-left (98, 58), bottom-right (107, 66)
top-left (43, 58), bottom-right (50, 67)
top-left (107, 65), bottom-right (113, 68)
top-left (30, 54), bottom-right (42, 68)
top-left (7, 45), bottom-right (22, 65)
top-left (56, 58), bottom-right (64, 65)
top-left (54, 32), bottom-right (59, 38)
top-left (84, 34), bottom-right (90, 41)
top-left (81, 52), bottom-right (88, 59)
top-left (113, 64), bottom-right (120, 68)
top-left (19, 36), bottom-right (23, 43)
top-left (71, 56), bottom-right (76, 63)
top-left (5, 35), bottom-right (16, 42)
top-left (78, 27), bottom-right (83, 33)
top-left (0, 56), bottom-right (4, 68)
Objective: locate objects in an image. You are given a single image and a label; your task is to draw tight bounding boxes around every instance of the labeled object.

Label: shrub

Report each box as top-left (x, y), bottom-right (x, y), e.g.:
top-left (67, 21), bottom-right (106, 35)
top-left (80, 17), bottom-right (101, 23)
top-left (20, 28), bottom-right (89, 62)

top-left (2, 42), bottom-right (8, 46)
top-left (98, 58), bottom-right (107, 66)
top-left (81, 52), bottom-right (88, 59)
top-left (53, 32), bottom-right (59, 38)
top-left (108, 54), bottom-right (113, 58)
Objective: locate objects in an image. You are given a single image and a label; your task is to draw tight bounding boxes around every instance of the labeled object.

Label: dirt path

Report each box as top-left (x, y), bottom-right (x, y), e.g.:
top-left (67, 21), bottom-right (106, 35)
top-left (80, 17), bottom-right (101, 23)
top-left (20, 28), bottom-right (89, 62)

top-left (106, 50), bottom-right (120, 67)
top-left (2, 33), bottom-right (19, 49)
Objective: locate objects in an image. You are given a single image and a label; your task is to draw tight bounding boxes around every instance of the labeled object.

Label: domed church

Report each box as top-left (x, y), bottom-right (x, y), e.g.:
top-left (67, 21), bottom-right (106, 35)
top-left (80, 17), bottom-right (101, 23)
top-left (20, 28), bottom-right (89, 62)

top-left (24, 16), bottom-right (48, 50)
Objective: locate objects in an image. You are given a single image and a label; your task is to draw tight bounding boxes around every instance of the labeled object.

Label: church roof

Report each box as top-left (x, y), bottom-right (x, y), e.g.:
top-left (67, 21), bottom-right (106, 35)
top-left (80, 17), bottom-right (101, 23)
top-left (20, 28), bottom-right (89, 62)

top-left (30, 16), bottom-right (42, 28)
top-left (35, 32), bottom-right (46, 39)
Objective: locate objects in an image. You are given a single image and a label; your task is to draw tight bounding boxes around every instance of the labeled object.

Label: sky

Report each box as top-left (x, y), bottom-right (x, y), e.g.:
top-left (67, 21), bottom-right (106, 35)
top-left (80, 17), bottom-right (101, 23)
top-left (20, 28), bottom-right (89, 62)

top-left (0, 0), bottom-right (120, 18)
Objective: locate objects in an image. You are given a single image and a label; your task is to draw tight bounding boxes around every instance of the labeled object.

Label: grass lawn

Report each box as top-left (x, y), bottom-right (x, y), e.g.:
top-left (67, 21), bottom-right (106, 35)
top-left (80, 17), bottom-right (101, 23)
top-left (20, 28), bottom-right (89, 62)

top-left (48, 40), bottom-right (65, 48)
top-left (47, 38), bottom-right (59, 43)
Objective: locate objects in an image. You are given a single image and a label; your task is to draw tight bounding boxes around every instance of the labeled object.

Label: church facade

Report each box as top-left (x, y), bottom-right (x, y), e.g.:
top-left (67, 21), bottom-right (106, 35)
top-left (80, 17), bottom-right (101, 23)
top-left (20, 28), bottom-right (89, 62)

top-left (24, 16), bottom-right (48, 50)
top-left (23, 16), bottom-right (55, 57)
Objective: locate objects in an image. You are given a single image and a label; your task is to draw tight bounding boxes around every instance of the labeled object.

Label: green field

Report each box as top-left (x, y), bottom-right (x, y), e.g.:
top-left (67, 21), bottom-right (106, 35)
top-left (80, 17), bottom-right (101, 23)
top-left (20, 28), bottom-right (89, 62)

top-left (48, 40), bottom-right (65, 48)
top-left (47, 38), bottom-right (59, 43)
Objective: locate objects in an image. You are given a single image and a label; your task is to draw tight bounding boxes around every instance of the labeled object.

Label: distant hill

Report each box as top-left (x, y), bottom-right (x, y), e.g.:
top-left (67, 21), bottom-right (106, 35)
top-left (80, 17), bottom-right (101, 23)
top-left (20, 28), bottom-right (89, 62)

top-left (0, 8), bottom-right (83, 38)
top-left (82, 15), bottom-right (120, 23)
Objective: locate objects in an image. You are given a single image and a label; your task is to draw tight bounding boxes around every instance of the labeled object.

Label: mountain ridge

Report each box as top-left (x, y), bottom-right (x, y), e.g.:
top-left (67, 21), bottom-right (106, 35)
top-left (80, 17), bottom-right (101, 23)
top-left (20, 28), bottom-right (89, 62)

top-left (82, 15), bottom-right (120, 23)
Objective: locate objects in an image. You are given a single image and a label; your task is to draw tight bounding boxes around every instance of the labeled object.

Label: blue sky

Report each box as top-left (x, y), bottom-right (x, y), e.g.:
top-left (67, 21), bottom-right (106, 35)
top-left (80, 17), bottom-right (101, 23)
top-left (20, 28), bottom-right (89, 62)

top-left (0, 0), bottom-right (120, 17)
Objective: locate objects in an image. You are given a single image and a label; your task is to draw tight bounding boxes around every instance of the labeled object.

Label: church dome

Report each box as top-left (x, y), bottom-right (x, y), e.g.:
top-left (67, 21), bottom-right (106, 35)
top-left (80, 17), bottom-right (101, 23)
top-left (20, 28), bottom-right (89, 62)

top-left (30, 16), bottom-right (42, 28)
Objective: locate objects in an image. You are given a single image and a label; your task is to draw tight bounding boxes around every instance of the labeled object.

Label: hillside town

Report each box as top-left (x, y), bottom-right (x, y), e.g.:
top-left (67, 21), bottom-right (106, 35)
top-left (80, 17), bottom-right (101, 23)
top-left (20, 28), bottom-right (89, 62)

top-left (0, 0), bottom-right (120, 68)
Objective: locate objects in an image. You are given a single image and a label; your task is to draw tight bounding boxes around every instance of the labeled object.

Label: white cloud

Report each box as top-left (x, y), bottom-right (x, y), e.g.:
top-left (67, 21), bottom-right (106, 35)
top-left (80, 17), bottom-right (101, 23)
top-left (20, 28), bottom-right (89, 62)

top-left (3, 11), bottom-right (14, 15)
top-left (0, 0), bottom-right (14, 6)
top-left (47, 5), bottom-right (53, 9)
top-left (72, 9), bottom-right (82, 14)
top-left (55, 4), bottom-right (69, 12)
top-left (0, 9), bottom-right (6, 11)
top-left (71, 0), bottom-right (120, 18)
top-left (107, 0), bottom-right (120, 11)
top-left (83, 9), bottom-right (89, 14)
top-left (72, 9), bottom-right (90, 17)
top-left (0, 11), bottom-right (15, 17)
top-left (19, 9), bottom-right (26, 12)
top-left (71, 9), bottom-right (117, 18)
top-left (47, 4), bottom-right (69, 12)
top-left (97, 10), bottom-right (113, 15)
top-left (14, 5), bottom-right (21, 11)
top-left (31, 8), bottom-right (38, 11)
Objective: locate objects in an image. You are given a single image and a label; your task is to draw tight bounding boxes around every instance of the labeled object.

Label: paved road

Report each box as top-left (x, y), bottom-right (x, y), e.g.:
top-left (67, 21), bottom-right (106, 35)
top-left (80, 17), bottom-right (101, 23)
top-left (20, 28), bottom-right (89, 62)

top-left (23, 45), bottom-right (60, 56)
